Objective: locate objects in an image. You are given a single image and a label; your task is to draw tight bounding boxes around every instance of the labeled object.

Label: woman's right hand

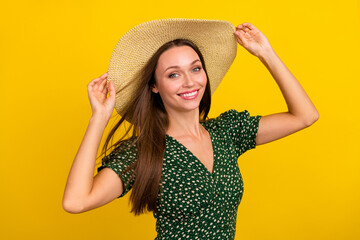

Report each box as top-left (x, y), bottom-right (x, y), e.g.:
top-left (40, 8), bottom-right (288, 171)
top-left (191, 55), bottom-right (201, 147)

top-left (87, 72), bottom-right (115, 120)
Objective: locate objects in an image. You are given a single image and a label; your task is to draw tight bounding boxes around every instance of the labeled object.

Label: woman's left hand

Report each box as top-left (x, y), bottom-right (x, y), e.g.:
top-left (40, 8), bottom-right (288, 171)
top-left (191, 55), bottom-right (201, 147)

top-left (234, 22), bottom-right (273, 58)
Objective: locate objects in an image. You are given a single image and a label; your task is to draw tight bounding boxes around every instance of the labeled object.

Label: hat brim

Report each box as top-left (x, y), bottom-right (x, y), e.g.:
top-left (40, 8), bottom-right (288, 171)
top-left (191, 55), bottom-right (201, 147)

top-left (107, 18), bottom-right (237, 116)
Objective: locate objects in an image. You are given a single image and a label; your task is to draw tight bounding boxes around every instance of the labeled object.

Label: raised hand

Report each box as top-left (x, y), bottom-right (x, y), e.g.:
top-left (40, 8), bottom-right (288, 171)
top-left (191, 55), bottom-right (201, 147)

top-left (234, 22), bottom-right (273, 58)
top-left (87, 72), bottom-right (115, 120)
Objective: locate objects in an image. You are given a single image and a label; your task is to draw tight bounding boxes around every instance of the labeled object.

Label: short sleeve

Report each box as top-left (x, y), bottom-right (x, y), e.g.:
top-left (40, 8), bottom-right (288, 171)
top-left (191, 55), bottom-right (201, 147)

top-left (216, 109), bottom-right (262, 157)
top-left (97, 137), bottom-right (138, 198)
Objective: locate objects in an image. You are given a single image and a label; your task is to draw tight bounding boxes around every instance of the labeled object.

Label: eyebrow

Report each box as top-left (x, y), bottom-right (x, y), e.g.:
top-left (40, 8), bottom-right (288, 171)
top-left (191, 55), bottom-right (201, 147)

top-left (163, 59), bottom-right (201, 73)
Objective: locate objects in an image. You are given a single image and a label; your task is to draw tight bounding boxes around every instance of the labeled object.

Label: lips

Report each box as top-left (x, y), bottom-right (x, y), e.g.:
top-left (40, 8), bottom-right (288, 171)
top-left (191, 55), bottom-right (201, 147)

top-left (177, 89), bottom-right (199, 100)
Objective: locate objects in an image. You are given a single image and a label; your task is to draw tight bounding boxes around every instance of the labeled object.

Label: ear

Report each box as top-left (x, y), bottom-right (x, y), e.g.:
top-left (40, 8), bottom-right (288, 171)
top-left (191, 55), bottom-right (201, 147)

top-left (151, 84), bottom-right (159, 94)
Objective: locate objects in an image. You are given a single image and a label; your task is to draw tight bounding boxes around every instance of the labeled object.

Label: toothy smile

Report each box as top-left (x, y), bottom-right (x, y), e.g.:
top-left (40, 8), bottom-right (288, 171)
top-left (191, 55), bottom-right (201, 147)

top-left (177, 89), bottom-right (199, 100)
top-left (179, 90), bottom-right (198, 97)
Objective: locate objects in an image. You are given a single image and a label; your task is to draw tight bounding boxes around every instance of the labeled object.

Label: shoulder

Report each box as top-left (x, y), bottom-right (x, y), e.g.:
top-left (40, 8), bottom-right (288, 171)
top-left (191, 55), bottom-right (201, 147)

top-left (202, 109), bottom-right (262, 140)
top-left (103, 136), bottom-right (138, 162)
top-left (203, 109), bottom-right (250, 129)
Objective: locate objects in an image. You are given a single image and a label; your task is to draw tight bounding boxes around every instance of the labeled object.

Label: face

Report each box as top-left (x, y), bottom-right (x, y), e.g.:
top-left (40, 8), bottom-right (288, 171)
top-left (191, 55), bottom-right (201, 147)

top-left (152, 45), bottom-right (207, 114)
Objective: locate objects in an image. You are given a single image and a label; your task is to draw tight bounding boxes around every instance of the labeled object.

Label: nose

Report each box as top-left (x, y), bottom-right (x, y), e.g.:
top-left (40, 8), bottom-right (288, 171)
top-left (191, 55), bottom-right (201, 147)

top-left (183, 72), bottom-right (195, 87)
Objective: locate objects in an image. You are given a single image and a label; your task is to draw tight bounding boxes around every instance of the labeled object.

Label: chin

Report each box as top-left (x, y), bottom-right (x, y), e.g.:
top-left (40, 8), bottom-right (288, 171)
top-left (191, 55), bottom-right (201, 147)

top-left (178, 100), bottom-right (203, 112)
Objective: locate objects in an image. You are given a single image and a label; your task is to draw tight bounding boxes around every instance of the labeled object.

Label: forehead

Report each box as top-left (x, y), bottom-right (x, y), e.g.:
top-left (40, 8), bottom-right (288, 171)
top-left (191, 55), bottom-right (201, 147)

top-left (156, 45), bottom-right (200, 69)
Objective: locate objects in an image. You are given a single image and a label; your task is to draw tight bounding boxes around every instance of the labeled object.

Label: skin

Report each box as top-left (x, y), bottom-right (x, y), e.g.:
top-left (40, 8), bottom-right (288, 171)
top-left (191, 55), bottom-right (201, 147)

top-left (152, 45), bottom-right (207, 117)
top-left (152, 45), bottom-right (214, 173)
top-left (234, 23), bottom-right (319, 146)
top-left (62, 22), bottom-right (319, 214)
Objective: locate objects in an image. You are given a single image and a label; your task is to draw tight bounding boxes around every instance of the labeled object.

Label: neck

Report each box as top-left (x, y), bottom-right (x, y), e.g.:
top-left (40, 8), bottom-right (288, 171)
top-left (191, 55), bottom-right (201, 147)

top-left (166, 108), bottom-right (203, 139)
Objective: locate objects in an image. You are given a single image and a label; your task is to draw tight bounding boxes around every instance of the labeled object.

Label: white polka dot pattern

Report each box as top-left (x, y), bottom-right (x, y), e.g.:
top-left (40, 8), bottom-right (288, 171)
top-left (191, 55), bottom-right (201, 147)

top-left (97, 109), bottom-right (262, 239)
top-left (97, 136), bottom-right (137, 198)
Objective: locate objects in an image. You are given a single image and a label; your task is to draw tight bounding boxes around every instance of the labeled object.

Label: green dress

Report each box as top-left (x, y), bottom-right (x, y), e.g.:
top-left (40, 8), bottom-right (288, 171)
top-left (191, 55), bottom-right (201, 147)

top-left (97, 109), bottom-right (262, 239)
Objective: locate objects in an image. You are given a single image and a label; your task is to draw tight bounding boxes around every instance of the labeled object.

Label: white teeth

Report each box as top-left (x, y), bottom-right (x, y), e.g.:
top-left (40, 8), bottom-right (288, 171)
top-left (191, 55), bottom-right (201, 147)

top-left (180, 90), bottom-right (197, 97)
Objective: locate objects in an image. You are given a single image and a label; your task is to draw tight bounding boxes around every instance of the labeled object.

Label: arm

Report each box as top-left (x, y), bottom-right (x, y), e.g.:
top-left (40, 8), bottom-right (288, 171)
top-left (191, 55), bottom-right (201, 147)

top-left (234, 23), bottom-right (319, 145)
top-left (62, 73), bottom-right (123, 213)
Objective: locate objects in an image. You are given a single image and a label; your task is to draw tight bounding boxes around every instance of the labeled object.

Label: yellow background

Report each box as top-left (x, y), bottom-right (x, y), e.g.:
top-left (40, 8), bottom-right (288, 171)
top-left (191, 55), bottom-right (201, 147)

top-left (1, 0), bottom-right (359, 239)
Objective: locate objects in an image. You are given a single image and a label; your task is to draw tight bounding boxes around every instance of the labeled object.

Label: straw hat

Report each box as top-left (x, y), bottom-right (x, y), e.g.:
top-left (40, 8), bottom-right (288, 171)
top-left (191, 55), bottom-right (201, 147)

top-left (107, 18), bottom-right (237, 116)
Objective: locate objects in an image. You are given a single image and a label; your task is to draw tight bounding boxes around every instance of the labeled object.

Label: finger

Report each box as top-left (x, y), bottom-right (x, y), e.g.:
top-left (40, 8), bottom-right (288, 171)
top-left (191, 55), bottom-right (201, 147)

top-left (89, 74), bottom-right (105, 87)
top-left (102, 80), bottom-right (108, 94)
top-left (98, 77), bottom-right (107, 92)
top-left (94, 72), bottom-right (107, 84)
top-left (100, 72), bottom-right (108, 78)
top-left (89, 72), bottom-right (107, 89)
top-left (239, 29), bottom-right (246, 35)
top-left (88, 80), bottom-right (100, 90)
top-left (236, 27), bottom-right (250, 35)
top-left (90, 77), bottom-right (101, 85)
top-left (108, 80), bottom-right (116, 98)
top-left (234, 31), bottom-right (243, 45)
top-left (91, 79), bottom-right (101, 91)
top-left (236, 25), bottom-right (244, 30)
top-left (235, 30), bottom-right (247, 45)
top-left (237, 24), bottom-right (253, 33)
top-left (242, 22), bottom-right (254, 30)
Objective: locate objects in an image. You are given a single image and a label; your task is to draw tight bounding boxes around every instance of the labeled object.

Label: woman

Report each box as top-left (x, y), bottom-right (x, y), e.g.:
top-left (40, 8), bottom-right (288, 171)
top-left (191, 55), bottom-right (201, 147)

top-left (63, 19), bottom-right (319, 239)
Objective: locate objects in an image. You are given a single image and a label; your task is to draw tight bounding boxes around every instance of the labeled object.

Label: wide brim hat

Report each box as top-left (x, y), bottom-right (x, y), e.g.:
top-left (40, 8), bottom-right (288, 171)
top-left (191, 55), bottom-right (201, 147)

top-left (107, 18), bottom-right (237, 116)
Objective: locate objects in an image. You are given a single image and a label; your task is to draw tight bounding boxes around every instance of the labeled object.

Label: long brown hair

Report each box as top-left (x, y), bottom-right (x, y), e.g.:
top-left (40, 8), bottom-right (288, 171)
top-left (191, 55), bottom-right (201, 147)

top-left (100, 38), bottom-right (212, 215)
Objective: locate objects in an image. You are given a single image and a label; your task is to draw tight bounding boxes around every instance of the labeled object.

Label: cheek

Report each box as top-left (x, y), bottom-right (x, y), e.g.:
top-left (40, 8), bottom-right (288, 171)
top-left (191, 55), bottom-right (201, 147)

top-left (158, 81), bottom-right (179, 95)
top-left (200, 73), bottom-right (208, 86)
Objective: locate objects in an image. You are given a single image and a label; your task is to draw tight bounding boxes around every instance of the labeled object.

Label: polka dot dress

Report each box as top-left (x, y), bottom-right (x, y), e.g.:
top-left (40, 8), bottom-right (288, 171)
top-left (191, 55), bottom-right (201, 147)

top-left (97, 109), bottom-right (262, 239)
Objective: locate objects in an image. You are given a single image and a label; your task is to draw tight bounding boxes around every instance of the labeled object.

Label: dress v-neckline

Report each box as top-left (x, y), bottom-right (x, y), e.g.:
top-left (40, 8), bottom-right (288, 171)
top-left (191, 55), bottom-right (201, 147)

top-left (165, 122), bottom-right (216, 176)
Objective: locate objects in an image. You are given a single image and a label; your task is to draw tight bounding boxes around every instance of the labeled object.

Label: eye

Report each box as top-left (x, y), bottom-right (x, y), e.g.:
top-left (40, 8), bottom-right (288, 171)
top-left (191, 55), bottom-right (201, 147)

top-left (168, 66), bottom-right (201, 78)
top-left (193, 66), bottom-right (201, 72)
top-left (169, 73), bottom-right (179, 78)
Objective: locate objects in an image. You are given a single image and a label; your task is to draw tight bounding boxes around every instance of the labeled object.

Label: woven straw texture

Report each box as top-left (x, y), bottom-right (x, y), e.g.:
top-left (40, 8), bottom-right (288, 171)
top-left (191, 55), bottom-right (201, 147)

top-left (107, 18), bottom-right (237, 116)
